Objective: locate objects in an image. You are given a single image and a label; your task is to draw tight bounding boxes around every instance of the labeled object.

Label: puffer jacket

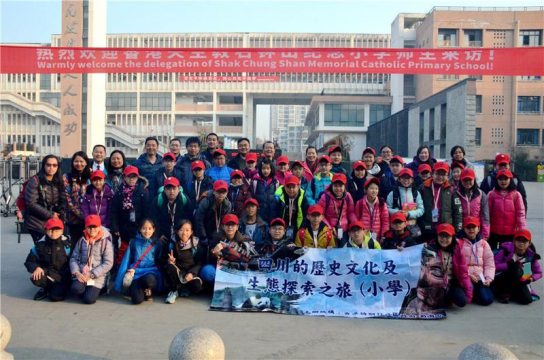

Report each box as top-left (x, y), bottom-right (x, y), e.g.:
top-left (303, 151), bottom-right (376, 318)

top-left (163, 236), bottom-right (205, 277)
top-left (109, 177), bottom-right (150, 239)
top-left (274, 187), bottom-right (309, 236)
top-left (69, 228), bottom-right (114, 289)
top-left (24, 176), bottom-right (66, 233)
top-left (381, 230), bottom-right (415, 249)
top-left (480, 170), bottom-right (527, 212)
top-left (305, 172), bottom-right (333, 205)
top-left (228, 183), bottom-right (252, 218)
top-left (149, 166), bottom-right (184, 199)
top-left (63, 173), bottom-right (89, 225)
top-left (456, 187), bottom-right (490, 238)
top-left (354, 195), bottom-right (390, 239)
top-left (302, 160), bottom-right (318, 183)
top-left (275, 170), bottom-right (293, 186)
top-left (239, 215), bottom-right (269, 245)
top-left (24, 235), bottom-right (71, 281)
top-left (205, 165), bottom-right (234, 183)
top-left (494, 242), bottom-right (542, 281)
top-left (317, 186), bottom-right (356, 234)
top-left (251, 176), bottom-right (280, 223)
top-left (176, 154), bottom-right (211, 185)
top-left (459, 234), bottom-right (495, 283)
top-left (243, 168), bottom-right (259, 185)
top-left (81, 183), bottom-right (115, 228)
top-left (132, 153), bottom-right (163, 184)
top-left (295, 222), bottom-right (336, 249)
top-left (185, 175), bottom-right (214, 215)
top-left (488, 189), bottom-right (526, 235)
top-left (419, 179), bottom-right (463, 234)
top-left (386, 186), bottom-right (424, 221)
top-left (151, 192), bottom-right (190, 240)
top-left (194, 192), bottom-right (232, 241)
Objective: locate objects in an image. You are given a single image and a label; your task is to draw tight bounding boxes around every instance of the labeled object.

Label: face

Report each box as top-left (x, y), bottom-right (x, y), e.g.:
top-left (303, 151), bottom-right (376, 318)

top-left (495, 162), bottom-right (510, 172)
top-left (330, 152), bottom-right (342, 164)
top-left (366, 183), bottom-right (379, 199)
top-left (214, 189), bottom-right (228, 202)
top-left (452, 168), bottom-right (462, 182)
top-left (223, 222), bottom-right (238, 237)
top-left (277, 162), bottom-right (289, 173)
top-left (354, 167), bottom-right (366, 179)
top-left (432, 170), bottom-right (448, 185)
top-left (73, 156), bottom-right (87, 172)
top-left (238, 140), bottom-right (250, 154)
top-left (110, 152), bottom-right (124, 169)
top-left (207, 135), bottom-right (218, 149)
top-left (514, 237), bottom-right (531, 254)
top-left (140, 221), bottom-right (155, 239)
top-left (363, 153), bottom-right (375, 168)
top-left (124, 174), bottom-right (138, 186)
top-left (417, 253), bottom-right (444, 308)
top-left (461, 177), bottom-right (474, 190)
top-left (285, 184), bottom-right (299, 199)
top-left (192, 168), bottom-right (204, 178)
top-left (497, 176), bottom-right (511, 189)
top-left (349, 227), bottom-right (365, 242)
top-left (452, 148), bottom-right (464, 161)
top-left (263, 143), bottom-right (275, 158)
top-left (307, 212), bottom-right (324, 227)
top-left (245, 204), bottom-right (258, 217)
top-left (464, 224), bottom-right (480, 239)
top-left (44, 158), bottom-right (59, 176)
top-left (420, 171), bottom-right (431, 181)
top-left (86, 225), bottom-right (100, 238)
top-left (381, 147), bottom-right (393, 161)
top-left (169, 141), bottom-right (181, 155)
top-left (46, 228), bottom-right (63, 240)
top-left (261, 164), bottom-right (271, 178)
top-left (93, 147), bottom-right (106, 163)
top-left (246, 161), bottom-right (256, 170)
top-left (231, 176), bottom-right (243, 186)
top-left (186, 142), bottom-right (200, 157)
top-left (437, 233), bottom-right (453, 248)
top-left (291, 165), bottom-right (304, 177)
top-left (163, 158), bottom-right (175, 171)
top-left (177, 223), bottom-right (193, 243)
top-left (269, 225), bottom-right (286, 240)
top-left (164, 185), bottom-right (180, 201)
top-left (306, 148), bottom-right (317, 162)
top-left (145, 140), bottom-right (158, 155)
top-left (319, 162), bottom-right (332, 175)
top-left (418, 148), bottom-right (430, 162)
top-left (390, 163), bottom-right (403, 176)
top-left (332, 182), bottom-right (345, 197)
top-left (214, 155), bottom-right (226, 167)
top-left (391, 220), bottom-right (406, 232)
top-left (91, 177), bottom-right (105, 191)
top-left (399, 175), bottom-right (413, 188)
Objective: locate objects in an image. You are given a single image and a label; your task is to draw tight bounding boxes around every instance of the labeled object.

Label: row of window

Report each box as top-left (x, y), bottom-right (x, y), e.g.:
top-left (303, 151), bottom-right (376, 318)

top-left (474, 128), bottom-right (544, 147)
top-left (472, 95), bottom-right (542, 115)
top-left (437, 29), bottom-right (542, 47)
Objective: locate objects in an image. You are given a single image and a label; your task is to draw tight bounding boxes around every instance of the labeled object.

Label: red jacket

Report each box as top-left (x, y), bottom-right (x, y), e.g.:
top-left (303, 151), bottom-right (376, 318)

top-left (488, 189), bottom-right (526, 235)
top-left (302, 161), bottom-right (318, 182)
top-left (318, 187), bottom-right (356, 233)
top-left (354, 196), bottom-right (390, 239)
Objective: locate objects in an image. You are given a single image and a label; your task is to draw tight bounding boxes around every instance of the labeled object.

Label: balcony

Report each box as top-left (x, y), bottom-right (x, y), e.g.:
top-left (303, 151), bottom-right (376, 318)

top-left (175, 124), bottom-right (213, 133)
top-left (217, 104), bottom-right (243, 111)
top-left (175, 104), bottom-right (213, 112)
top-left (216, 125), bottom-right (244, 134)
top-left (467, 40), bottom-right (482, 47)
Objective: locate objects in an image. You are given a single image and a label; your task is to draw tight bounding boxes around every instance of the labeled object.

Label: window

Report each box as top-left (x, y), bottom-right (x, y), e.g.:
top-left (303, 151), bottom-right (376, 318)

top-left (440, 104), bottom-right (447, 139)
top-left (438, 29), bottom-right (457, 47)
top-left (41, 93), bottom-right (60, 108)
top-left (519, 76), bottom-right (542, 81)
top-left (324, 104), bottom-right (365, 127)
top-left (369, 104), bottom-right (391, 126)
top-left (517, 96), bottom-right (540, 114)
top-left (140, 92), bottom-right (171, 111)
top-left (40, 74), bottom-right (51, 90)
top-left (429, 108), bottom-right (435, 141)
top-left (475, 128), bottom-right (482, 146)
top-left (517, 129), bottom-right (539, 146)
top-left (468, 75), bottom-right (482, 80)
top-left (464, 30), bottom-right (482, 47)
top-left (519, 30), bottom-right (542, 46)
top-left (107, 93), bottom-right (137, 111)
top-left (437, 74), bottom-right (459, 80)
top-left (475, 95), bottom-right (482, 114)
top-left (419, 112), bottom-right (424, 143)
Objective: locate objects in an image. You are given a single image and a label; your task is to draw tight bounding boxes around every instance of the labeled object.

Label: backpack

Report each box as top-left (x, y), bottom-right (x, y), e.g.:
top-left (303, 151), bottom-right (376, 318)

top-left (16, 176), bottom-right (38, 214)
top-left (392, 186), bottom-right (419, 210)
top-left (297, 227), bottom-right (332, 248)
top-left (157, 188), bottom-right (188, 208)
top-left (31, 242), bottom-right (71, 260)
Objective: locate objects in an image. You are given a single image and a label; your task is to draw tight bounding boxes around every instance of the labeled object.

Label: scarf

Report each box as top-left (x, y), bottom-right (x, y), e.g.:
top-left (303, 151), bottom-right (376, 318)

top-left (175, 236), bottom-right (200, 251)
top-left (83, 229), bottom-right (105, 245)
top-left (121, 181), bottom-right (137, 211)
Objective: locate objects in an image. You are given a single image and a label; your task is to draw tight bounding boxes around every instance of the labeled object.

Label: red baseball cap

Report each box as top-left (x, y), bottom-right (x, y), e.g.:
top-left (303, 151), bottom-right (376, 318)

top-left (399, 168), bottom-right (414, 178)
top-left (451, 161), bottom-right (465, 170)
top-left (277, 156), bottom-right (290, 165)
top-left (243, 198), bottom-right (259, 208)
top-left (123, 166), bottom-right (139, 176)
top-left (463, 216), bottom-right (480, 228)
top-left (213, 180), bottom-right (228, 192)
top-left (514, 229), bottom-right (531, 241)
top-left (364, 177), bottom-right (380, 189)
top-left (230, 170), bottom-right (244, 179)
top-left (362, 147), bottom-right (376, 156)
top-left (332, 173), bottom-right (347, 185)
top-left (162, 152), bottom-right (176, 161)
top-left (495, 153), bottom-right (510, 165)
top-left (291, 160), bottom-right (304, 169)
top-left (163, 177), bottom-right (180, 187)
top-left (221, 214), bottom-right (239, 225)
top-left (352, 161), bottom-right (367, 170)
top-left (44, 218), bottom-right (64, 230)
top-left (391, 212), bottom-right (407, 223)
top-left (84, 214), bottom-right (101, 228)
top-left (318, 155), bottom-right (332, 164)
top-left (418, 164), bottom-right (432, 174)
top-left (213, 149), bottom-right (227, 157)
top-left (191, 160), bottom-right (205, 171)
top-left (328, 145), bottom-right (342, 155)
top-left (460, 168), bottom-right (476, 181)
top-left (433, 161), bottom-right (450, 173)
top-left (270, 218), bottom-right (286, 228)
top-left (284, 175), bottom-right (300, 186)
top-left (308, 204), bottom-right (324, 215)
top-left (245, 153), bottom-right (258, 163)
top-left (437, 223), bottom-right (455, 236)
top-left (90, 170), bottom-right (106, 180)
top-left (348, 221), bottom-right (366, 231)
top-left (496, 169), bottom-right (513, 179)
top-left (390, 156), bottom-right (404, 164)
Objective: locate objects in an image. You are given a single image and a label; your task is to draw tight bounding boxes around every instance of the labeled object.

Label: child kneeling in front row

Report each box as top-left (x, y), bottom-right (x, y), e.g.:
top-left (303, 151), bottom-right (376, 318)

top-left (342, 221), bottom-right (381, 249)
top-left (295, 204), bottom-right (336, 249)
top-left (381, 212), bottom-right (415, 251)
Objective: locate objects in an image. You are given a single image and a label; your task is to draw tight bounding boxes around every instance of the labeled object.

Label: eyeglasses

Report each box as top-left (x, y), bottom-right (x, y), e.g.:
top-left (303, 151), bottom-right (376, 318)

top-left (515, 239), bottom-right (530, 244)
top-left (45, 163), bottom-right (58, 167)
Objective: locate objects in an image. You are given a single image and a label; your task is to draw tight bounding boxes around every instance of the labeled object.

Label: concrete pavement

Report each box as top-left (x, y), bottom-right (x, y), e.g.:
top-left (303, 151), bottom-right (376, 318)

top-left (1, 182), bottom-right (543, 360)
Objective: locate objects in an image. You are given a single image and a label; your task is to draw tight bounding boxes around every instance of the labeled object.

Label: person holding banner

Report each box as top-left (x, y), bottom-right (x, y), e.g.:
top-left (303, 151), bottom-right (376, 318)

top-left (295, 204), bottom-right (336, 249)
top-left (382, 212), bottom-right (416, 251)
top-left (239, 199), bottom-right (268, 246)
top-left (257, 218), bottom-right (296, 257)
top-left (342, 221), bottom-right (381, 249)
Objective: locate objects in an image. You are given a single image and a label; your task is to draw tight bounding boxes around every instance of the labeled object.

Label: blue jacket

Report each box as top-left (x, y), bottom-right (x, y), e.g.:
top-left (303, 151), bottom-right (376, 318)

top-left (176, 154), bottom-right (211, 185)
top-left (305, 172), bottom-right (333, 205)
top-left (239, 215), bottom-right (268, 246)
top-left (206, 165), bottom-right (234, 183)
top-left (132, 153), bottom-right (163, 184)
top-left (250, 176), bottom-right (280, 223)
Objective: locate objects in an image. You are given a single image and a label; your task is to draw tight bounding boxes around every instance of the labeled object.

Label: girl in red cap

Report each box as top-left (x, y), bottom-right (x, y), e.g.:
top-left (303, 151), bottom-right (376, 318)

top-left (456, 168), bottom-right (490, 240)
top-left (354, 178), bottom-right (390, 242)
top-left (318, 173), bottom-right (356, 241)
top-left (250, 159), bottom-right (280, 223)
top-left (228, 170), bottom-right (252, 218)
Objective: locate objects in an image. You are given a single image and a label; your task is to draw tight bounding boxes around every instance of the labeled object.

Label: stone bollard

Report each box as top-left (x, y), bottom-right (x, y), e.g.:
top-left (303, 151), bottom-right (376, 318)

top-left (458, 342), bottom-right (519, 360)
top-left (1, 314), bottom-right (14, 360)
top-left (169, 327), bottom-right (225, 360)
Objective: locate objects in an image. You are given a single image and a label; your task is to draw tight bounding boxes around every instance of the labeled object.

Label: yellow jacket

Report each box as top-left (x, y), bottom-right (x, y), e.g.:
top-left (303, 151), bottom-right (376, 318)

top-left (295, 223), bottom-right (336, 249)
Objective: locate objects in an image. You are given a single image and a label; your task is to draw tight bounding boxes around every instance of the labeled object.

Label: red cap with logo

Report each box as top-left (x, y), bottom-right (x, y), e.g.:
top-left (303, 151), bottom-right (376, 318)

top-left (495, 153), bottom-right (510, 165)
top-left (221, 214), bottom-right (239, 225)
top-left (437, 223), bottom-right (455, 236)
top-left (328, 145), bottom-right (342, 155)
top-left (277, 155), bottom-right (290, 165)
top-left (418, 164), bottom-right (432, 174)
top-left (44, 218), bottom-right (64, 230)
top-left (84, 214), bottom-right (102, 228)
top-left (292, 160), bottom-right (304, 169)
top-left (163, 177), bottom-right (180, 187)
top-left (348, 221), bottom-right (366, 231)
top-left (213, 149), bottom-right (227, 157)
top-left (362, 147), bottom-right (376, 156)
top-left (352, 161), bottom-right (367, 170)
top-left (514, 229), bottom-right (531, 241)
top-left (284, 175), bottom-right (300, 186)
top-left (451, 161), bottom-right (465, 170)
top-left (460, 168), bottom-right (476, 181)
top-left (390, 212), bottom-right (407, 223)
top-left (399, 168), bottom-right (414, 178)
top-left (496, 169), bottom-right (513, 179)
top-left (213, 180), bottom-right (228, 192)
top-left (244, 198), bottom-right (259, 208)
top-left (332, 173), bottom-right (347, 184)
top-left (364, 177), bottom-right (380, 188)
top-left (270, 218), bottom-right (286, 228)
top-left (230, 170), bottom-right (244, 179)
top-left (463, 216), bottom-right (480, 228)
top-left (123, 166), bottom-right (139, 176)
top-left (308, 204), bottom-right (324, 215)
top-left (245, 153), bottom-right (258, 163)
top-left (91, 170), bottom-right (106, 180)
top-left (162, 152), bottom-right (176, 161)
top-left (318, 155), bottom-right (331, 164)
top-left (191, 160), bottom-right (205, 171)
top-left (433, 161), bottom-right (450, 173)
top-left (390, 156), bottom-right (404, 164)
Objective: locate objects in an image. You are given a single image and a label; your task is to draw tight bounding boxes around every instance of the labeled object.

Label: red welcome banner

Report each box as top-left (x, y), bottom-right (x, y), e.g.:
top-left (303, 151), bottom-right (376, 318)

top-left (1, 45), bottom-right (543, 76)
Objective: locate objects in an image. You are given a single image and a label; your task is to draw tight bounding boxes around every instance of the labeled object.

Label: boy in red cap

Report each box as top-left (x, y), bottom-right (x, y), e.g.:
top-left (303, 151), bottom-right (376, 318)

top-left (382, 212), bottom-right (415, 250)
top-left (194, 180), bottom-right (232, 243)
top-left (275, 155), bottom-right (293, 186)
top-left (295, 204), bottom-right (336, 249)
top-left (24, 218), bottom-right (71, 301)
top-left (305, 156), bottom-right (334, 204)
top-left (318, 173), bottom-right (356, 240)
top-left (274, 175), bottom-right (310, 240)
top-left (290, 160), bottom-right (309, 191)
top-left (185, 160), bottom-right (214, 216)
top-left (242, 152), bottom-right (259, 185)
top-left (415, 164), bottom-right (432, 189)
top-left (149, 152), bottom-right (184, 199)
top-left (328, 145), bottom-right (349, 177)
top-left (206, 149), bottom-right (234, 183)
top-left (494, 229), bottom-right (541, 304)
top-left (258, 218), bottom-right (296, 257)
top-left (151, 177), bottom-right (190, 242)
top-left (228, 170), bottom-right (252, 218)
top-left (239, 199), bottom-right (268, 246)
top-left (343, 221), bottom-right (381, 249)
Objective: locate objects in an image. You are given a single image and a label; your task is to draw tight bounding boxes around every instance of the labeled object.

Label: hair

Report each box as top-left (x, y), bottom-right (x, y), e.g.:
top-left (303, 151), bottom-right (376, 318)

top-left (69, 151), bottom-right (92, 184)
top-left (139, 218), bottom-right (156, 231)
top-left (436, 232), bottom-right (457, 254)
top-left (237, 138), bottom-right (250, 145)
top-left (380, 145), bottom-right (394, 153)
top-left (106, 149), bottom-right (126, 174)
top-left (144, 136), bottom-right (159, 146)
top-left (494, 176), bottom-right (516, 192)
top-left (206, 133), bottom-right (219, 140)
top-left (305, 146), bottom-right (317, 155)
top-left (262, 140), bottom-right (274, 150)
top-left (258, 159), bottom-right (276, 179)
top-left (175, 219), bottom-right (193, 232)
top-left (416, 145), bottom-right (433, 164)
top-left (38, 154), bottom-right (64, 187)
top-left (450, 145), bottom-right (466, 158)
top-left (458, 179), bottom-right (480, 196)
top-left (185, 136), bottom-right (201, 147)
top-left (92, 144), bottom-right (106, 153)
top-left (170, 138), bottom-right (182, 145)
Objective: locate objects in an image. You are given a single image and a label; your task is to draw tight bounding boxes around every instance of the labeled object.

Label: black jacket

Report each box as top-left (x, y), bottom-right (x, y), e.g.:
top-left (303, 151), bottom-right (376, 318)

top-left (151, 193), bottom-right (191, 240)
top-left (162, 237), bottom-right (205, 276)
top-left (227, 154), bottom-right (247, 170)
top-left (381, 230), bottom-right (416, 250)
top-left (194, 192), bottom-right (232, 241)
top-left (24, 235), bottom-right (71, 282)
top-left (24, 176), bottom-right (66, 233)
top-left (109, 178), bottom-right (150, 238)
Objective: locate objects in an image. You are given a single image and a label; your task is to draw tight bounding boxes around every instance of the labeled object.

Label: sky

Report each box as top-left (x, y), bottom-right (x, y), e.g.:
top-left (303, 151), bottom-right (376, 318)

top-left (1, 0), bottom-right (540, 138)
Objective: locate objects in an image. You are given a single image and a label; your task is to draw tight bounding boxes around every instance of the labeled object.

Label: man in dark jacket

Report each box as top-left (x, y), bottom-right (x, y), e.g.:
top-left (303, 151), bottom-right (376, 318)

top-left (24, 218), bottom-right (71, 301)
top-left (177, 137), bottom-right (211, 185)
top-left (132, 137), bottom-right (163, 184)
top-left (151, 177), bottom-right (190, 242)
top-left (480, 153), bottom-right (528, 212)
top-left (194, 180), bottom-right (232, 244)
top-left (228, 138), bottom-right (251, 170)
top-left (201, 133), bottom-right (219, 164)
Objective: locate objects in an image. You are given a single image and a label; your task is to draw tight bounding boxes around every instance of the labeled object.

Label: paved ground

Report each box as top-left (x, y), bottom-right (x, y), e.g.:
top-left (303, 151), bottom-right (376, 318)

top-left (1, 183), bottom-right (543, 360)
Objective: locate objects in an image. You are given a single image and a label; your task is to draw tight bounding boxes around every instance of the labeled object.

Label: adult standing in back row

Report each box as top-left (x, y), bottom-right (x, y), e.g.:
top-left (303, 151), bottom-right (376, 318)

top-left (228, 138), bottom-right (251, 170)
top-left (201, 133), bottom-right (219, 164)
top-left (133, 137), bottom-right (163, 184)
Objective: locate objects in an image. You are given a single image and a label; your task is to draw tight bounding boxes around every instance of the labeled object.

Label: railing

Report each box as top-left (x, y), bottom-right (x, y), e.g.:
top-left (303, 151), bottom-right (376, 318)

top-left (0, 91), bottom-right (60, 120)
top-left (217, 104), bottom-right (243, 111)
top-left (175, 125), bottom-right (213, 133)
top-left (216, 126), bottom-right (244, 134)
top-left (175, 104), bottom-right (213, 112)
top-left (430, 6), bottom-right (543, 13)
top-left (467, 41), bottom-right (483, 47)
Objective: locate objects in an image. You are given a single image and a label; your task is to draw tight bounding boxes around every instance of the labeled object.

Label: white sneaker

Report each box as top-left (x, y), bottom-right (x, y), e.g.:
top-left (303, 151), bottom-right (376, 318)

top-left (165, 291), bottom-right (178, 304)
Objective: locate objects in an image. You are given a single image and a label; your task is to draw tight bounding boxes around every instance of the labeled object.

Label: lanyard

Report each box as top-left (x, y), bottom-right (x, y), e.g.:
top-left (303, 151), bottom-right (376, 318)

top-left (470, 239), bottom-right (479, 266)
top-left (167, 202), bottom-right (177, 226)
top-left (194, 180), bottom-right (202, 200)
top-left (287, 198), bottom-right (295, 227)
top-left (312, 231), bottom-right (318, 248)
top-left (332, 197), bottom-right (345, 226)
top-left (215, 203), bottom-right (222, 232)
top-left (86, 241), bottom-right (94, 269)
top-left (366, 197), bottom-right (379, 228)
top-left (230, 188), bottom-right (240, 204)
top-left (461, 190), bottom-right (472, 217)
top-left (353, 182), bottom-right (358, 192)
top-left (93, 190), bottom-right (104, 215)
top-left (432, 184), bottom-right (441, 210)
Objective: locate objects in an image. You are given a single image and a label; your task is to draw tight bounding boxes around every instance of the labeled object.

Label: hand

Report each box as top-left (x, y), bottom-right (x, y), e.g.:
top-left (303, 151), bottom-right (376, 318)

top-left (75, 272), bottom-right (87, 283)
top-left (212, 244), bottom-right (224, 257)
top-left (31, 267), bottom-right (44, 281)
top-left (115, 232), bottom-right (120, 236)
top-left (483, 280), bottom-right (491, 287)
top-left (249, 241), bottom-right (255, 246)
top-left (127, 269), bottom-right (135, 275)
top-left (287, 243), bottom-right (296, 248)
top-left (185, 273), bottom-right (193, 282)
top-left (397, 246), bottom-right (404, 252)
top-left (326, 246), bottom-right (333, 250)
top-left (243, 235), bottom-right (251, 242)
top-left (168, 250), bottom-right (176, 264)
top-left (16, 211), bottom-right (23, 220)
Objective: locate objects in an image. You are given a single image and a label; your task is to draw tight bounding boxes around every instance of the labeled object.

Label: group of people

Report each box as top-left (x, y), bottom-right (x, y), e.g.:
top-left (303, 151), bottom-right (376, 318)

top-left (21, 134), bottom-right (541, 308)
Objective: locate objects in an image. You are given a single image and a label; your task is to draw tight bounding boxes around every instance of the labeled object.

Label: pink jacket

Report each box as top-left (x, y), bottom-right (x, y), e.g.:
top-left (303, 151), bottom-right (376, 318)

top-left (459, 237), bottom-right (496, 283)
top-left (318, 187), bottom-right (356, 233)
top-left (434, 241), bottom-right (473, 303)
top-left (354, 196), bottom-right (390, 239)
top-left (457, 188), bottom-right (490, 239)
top-left (303, 161), bottom-right (318, 183)
top-left (275, 170), bottom-right (292, 186)
top-left (488, 189), bottom-right (526, 235)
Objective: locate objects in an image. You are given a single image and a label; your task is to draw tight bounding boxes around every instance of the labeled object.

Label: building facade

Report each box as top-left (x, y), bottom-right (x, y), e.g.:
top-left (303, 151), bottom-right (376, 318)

top-left (270, 105), bottom-right (309, 158)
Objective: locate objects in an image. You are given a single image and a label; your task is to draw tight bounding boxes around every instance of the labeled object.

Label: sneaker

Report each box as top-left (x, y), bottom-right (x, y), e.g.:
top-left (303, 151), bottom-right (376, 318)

top-left (144, 288), bottom-right (153, 301)
top-left (178, 286), bottom-right (190, 298)
top-left (33, 288), bottom-right (48, 301)
top-left (498, 295), bottom-right (510, 304)
top-left (165, 291), bottom-right (178, 304)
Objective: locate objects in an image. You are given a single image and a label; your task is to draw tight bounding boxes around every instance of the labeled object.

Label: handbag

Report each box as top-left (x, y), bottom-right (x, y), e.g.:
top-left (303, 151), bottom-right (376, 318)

top-left (122, 242), bottom-right (154, 291)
